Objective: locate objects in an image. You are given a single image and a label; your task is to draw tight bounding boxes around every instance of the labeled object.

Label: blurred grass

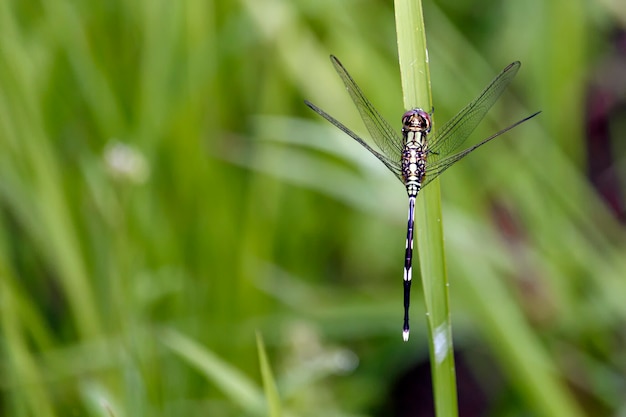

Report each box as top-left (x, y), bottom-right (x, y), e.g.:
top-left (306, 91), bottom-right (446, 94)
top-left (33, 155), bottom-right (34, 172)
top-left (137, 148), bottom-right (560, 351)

top-left (0, 0), bottom-right (625, 416)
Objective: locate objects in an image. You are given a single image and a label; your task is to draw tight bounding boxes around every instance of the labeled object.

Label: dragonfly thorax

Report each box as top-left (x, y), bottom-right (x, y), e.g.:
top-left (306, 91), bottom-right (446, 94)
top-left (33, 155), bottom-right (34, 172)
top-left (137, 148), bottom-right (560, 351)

top-left (401, 142), bottom-right (427, 196)
top-left (400, 109), bottom-right (430, 196)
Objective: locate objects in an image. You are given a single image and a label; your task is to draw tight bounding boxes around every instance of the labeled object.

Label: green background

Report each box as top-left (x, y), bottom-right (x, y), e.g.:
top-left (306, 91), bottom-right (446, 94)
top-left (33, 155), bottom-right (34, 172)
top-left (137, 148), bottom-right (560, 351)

top-left (1, 0), bottom-right (624, 416)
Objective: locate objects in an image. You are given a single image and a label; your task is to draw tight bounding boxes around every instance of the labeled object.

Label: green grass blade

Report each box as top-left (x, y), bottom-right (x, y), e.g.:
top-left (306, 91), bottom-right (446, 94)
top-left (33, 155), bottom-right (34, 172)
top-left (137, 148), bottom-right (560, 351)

top-left (256, 332), bottom-right (282, 417)
top-left (160, 329), bottom-right (265, 416)
top-left (394, 1), bottom-right (458, 416)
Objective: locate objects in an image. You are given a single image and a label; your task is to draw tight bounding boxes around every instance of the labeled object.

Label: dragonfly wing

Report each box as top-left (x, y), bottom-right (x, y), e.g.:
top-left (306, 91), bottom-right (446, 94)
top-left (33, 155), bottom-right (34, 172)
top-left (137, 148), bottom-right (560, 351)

top-left (421, 110), bottom-right (541, 189)
top-left (428, 62), bottom-right (521, 163)
top-left (305, 100), bottom-right (403, 181)
top-left (330, 55), bottom-right (404, 163)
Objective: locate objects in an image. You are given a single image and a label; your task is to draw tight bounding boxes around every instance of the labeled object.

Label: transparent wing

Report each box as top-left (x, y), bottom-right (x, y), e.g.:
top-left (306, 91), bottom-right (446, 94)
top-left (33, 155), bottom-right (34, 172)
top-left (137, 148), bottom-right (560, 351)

top-left (421, 110), bottom-right (541, 189)
top-left (428, 62), bottom-right (521, 164)
top-left (304, 100), bottom-right (403, 181)
top-left (329, 55), bottom-right (404, 162)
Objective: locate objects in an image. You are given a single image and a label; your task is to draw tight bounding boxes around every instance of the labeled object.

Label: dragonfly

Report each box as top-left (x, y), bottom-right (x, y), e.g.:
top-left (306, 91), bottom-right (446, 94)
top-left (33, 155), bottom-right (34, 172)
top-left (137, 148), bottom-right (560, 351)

top-left (305, 55), bottom-right (540, 341)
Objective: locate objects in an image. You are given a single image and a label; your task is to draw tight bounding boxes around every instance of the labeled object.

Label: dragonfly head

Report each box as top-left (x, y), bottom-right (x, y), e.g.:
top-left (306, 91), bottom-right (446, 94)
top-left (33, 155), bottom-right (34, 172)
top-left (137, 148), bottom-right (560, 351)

top-left (402, 109), bottom-right (432, 134)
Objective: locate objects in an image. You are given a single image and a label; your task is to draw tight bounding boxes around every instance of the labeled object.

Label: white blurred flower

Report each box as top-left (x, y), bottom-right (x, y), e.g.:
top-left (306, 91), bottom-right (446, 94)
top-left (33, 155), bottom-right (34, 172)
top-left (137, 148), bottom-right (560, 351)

top-left (103, 140), bottom-right (150, 184)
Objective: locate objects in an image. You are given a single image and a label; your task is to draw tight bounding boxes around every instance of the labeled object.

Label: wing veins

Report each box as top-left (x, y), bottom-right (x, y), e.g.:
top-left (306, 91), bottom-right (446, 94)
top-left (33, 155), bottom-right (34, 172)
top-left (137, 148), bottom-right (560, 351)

top-left (304, 100), bottom-right (403, 181)
top-left (330, 55), bottom-right (403, 162)
top-left (421, 110), bottom-right (541, 188)
top-left (428, 62), bottom-right (521, 163)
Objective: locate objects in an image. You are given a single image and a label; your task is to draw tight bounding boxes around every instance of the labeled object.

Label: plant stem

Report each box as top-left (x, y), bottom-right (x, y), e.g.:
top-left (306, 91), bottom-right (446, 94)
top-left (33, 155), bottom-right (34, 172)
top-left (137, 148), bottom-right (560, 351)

top-left (394, 1), bottom-right (459, 416)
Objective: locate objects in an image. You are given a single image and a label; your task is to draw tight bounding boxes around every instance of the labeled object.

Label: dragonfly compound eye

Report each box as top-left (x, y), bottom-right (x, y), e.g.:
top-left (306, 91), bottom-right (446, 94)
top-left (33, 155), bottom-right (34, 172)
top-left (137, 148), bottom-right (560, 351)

top-left (402, 109), bottom-right (431, 133)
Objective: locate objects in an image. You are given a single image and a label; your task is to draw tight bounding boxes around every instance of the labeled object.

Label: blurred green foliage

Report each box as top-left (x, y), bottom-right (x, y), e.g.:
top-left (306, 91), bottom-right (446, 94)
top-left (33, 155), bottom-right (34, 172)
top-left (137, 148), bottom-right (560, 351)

top-left (1, 0), bottom-right (625, 416)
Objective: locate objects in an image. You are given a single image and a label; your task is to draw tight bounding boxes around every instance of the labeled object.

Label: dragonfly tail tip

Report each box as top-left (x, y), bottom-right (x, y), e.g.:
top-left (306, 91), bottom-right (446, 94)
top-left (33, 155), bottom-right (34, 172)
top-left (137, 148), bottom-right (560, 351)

top-left (402, 330), bottom-right (410, 342)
